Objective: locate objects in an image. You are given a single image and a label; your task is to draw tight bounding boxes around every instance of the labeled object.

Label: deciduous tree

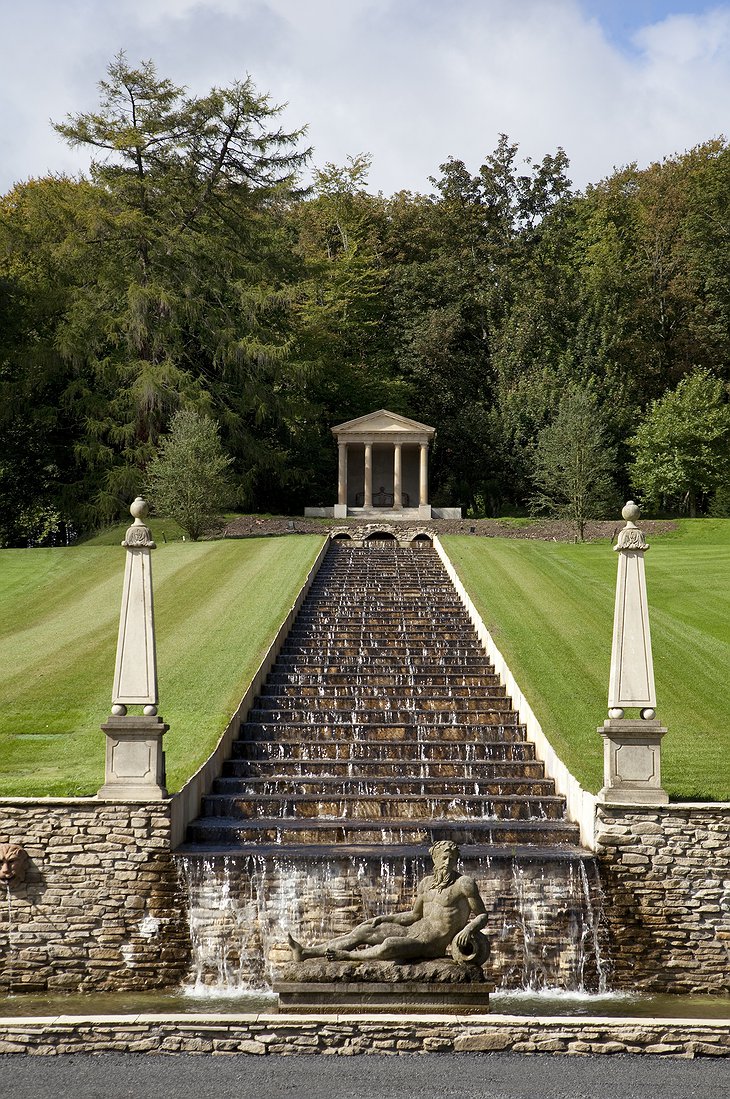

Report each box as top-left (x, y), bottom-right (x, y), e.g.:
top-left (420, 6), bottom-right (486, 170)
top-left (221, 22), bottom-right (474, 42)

top-left (145, 409), bottom-right (233, 540)
top-left (530, 387), bottom-right (618, 539)
top-left (629, 369), bottom-right (730, 515)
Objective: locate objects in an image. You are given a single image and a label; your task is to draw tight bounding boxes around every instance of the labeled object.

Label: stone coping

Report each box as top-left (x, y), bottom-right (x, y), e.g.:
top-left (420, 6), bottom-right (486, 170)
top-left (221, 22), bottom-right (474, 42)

top-left (1, 1011), bottom-right (728, 1026)
top-left (0, 797), bottom-right (170, 806)
top-left (598, 801), bottom-right (730, 812)
top-left (2, 796), bottom-right (728, 809)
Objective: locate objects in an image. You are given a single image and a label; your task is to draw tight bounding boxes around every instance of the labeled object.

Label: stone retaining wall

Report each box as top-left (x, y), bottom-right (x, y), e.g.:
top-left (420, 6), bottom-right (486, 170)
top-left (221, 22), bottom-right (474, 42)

top-left (596, 804), bottom-right (730, 993)
top-left (0, 1013), bottom-right (727, 1057)
top-left (0, 800), bottom-right (189, 993)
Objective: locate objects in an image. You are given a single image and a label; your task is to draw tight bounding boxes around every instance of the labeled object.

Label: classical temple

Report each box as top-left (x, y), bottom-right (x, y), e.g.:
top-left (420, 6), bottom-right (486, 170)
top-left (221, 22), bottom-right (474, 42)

top-left (305, 409), bottom-right (461, 520)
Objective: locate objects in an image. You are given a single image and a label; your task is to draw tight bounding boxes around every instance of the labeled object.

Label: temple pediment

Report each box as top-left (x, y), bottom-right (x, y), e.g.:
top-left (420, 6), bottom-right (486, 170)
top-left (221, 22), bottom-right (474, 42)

top-left (332, 409), bottom-right (435, 439)
top-left (304, 408), bottom-right (460, 520)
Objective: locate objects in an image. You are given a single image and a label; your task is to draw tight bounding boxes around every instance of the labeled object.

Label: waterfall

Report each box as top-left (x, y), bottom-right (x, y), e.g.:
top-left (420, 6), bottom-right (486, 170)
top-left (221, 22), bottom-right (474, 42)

top-left (176, 542), bottom-right (611, 998)
top-left (177, 852), bottom-right (608, 994)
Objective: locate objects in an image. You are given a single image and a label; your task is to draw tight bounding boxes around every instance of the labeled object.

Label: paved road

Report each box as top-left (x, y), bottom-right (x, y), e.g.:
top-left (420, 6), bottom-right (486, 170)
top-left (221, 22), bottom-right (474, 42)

top-left (0, 1053), bottom-right (727, 1099)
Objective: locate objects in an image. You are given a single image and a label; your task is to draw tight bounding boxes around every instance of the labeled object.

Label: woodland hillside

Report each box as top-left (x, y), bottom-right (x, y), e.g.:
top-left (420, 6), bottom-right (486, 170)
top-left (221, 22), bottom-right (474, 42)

top-left (3, 56), bottom-right (730, 544)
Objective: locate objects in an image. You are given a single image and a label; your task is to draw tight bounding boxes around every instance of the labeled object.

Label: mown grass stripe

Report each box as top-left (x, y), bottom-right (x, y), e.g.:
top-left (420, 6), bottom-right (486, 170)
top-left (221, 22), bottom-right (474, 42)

top-left (0, 537), bottom-right (324, 797)
top-left (443, 523), bottom-right (730, 800)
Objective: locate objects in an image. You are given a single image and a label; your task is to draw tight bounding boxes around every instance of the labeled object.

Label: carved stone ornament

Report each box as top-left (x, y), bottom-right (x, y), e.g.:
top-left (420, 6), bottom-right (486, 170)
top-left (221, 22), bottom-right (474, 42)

top-left (615, 526), bottom-right (648, 551)
top-left (287, 840), bottom-right (490, 970)
top-left (121, 496), bottom-right (157, 549)
top-left (122, 523), bottom-right (156, 548)
top-left (0, 843), bottom-right (29, 888)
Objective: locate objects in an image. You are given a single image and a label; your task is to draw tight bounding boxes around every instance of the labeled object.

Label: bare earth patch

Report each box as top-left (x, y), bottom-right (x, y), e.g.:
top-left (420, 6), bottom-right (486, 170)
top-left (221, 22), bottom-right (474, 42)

top-left (222, 515), bottom-right (679, 543)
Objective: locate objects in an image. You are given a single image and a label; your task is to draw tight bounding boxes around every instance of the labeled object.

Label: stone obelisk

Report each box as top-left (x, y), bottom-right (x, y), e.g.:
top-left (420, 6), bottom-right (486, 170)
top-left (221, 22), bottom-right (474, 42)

top-left (98, 497), bottom-right (168, 800)
top-left (598, 501), bottom-right (668, 805)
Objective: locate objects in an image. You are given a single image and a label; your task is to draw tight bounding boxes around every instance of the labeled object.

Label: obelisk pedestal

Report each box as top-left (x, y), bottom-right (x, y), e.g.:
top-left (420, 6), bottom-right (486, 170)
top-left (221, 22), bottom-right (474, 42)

top-left (98, 497), bottom-right (168, 800)
top-left (598, 501), bottom-right (668, 806)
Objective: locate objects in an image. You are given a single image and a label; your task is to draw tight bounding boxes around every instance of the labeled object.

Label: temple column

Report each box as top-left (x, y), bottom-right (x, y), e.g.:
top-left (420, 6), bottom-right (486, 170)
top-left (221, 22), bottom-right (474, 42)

top-left (419, 442), bottom-right (429, 507)
top-left (337, 442), bottom-right (348, 507)
top-left (364, 442), bottom-right (373, 509)
top-left (393, 443), bottom-right (402, 509)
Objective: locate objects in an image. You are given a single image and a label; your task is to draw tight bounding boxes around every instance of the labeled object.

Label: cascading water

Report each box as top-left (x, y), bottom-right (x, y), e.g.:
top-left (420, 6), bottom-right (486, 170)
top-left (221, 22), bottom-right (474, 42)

top-left (177, 851), bottom-right (607, 994)
top-left (177, 541), bottom-right (611, 997)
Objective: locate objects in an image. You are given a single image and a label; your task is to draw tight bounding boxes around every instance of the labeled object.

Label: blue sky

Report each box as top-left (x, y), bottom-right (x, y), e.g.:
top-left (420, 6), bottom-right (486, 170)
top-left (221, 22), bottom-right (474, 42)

top-left (584, 0), bottom-right (716, 45)
top-left (1, 1), bottom-right (730, 195)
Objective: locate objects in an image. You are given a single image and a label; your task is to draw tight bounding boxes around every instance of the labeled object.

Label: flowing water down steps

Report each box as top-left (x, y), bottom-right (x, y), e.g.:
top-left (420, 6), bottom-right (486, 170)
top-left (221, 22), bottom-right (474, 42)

top-left (178, 541), bottom-right (606, 992)
top-left (181, 542), bottom-right (582, 854)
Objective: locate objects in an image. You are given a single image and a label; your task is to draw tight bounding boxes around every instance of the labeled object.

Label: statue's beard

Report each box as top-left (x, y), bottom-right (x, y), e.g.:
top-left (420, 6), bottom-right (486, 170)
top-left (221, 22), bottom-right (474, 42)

top-left (432, 863), bottom-right (456, 890)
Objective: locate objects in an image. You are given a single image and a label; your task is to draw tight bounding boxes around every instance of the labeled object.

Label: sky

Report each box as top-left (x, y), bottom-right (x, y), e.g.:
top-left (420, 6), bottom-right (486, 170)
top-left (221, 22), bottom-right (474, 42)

top-left (1, 0), bottom-right (730, 196)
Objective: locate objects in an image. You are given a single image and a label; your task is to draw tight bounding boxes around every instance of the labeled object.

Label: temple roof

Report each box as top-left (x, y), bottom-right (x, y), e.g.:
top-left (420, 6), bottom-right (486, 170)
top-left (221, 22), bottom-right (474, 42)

top-left (332, 409), bottom-right (435, 439)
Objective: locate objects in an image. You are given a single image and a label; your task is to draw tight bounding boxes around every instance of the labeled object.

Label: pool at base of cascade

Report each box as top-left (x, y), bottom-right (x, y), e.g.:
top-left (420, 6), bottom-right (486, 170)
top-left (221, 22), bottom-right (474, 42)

top-left (0, 987), bottom-right (729, 1019)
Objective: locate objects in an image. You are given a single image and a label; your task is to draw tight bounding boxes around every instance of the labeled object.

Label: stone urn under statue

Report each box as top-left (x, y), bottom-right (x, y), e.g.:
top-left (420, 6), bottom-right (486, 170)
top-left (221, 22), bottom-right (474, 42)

top-left (276, 841), bottom-right (492, 1013)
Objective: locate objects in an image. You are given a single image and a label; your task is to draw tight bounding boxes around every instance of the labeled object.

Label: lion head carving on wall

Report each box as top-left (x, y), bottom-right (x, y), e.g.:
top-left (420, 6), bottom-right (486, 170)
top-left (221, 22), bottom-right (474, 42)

top-left (0, 843), bottom-right (29, 888)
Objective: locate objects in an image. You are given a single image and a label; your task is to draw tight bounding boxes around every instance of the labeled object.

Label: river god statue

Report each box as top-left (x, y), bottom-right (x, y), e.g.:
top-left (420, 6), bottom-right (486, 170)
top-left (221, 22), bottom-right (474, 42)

top-left (288, 840), bottom-right (490, 965)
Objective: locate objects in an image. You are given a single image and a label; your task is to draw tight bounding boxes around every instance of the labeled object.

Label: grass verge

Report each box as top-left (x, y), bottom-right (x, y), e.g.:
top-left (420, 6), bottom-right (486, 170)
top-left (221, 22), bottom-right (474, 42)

top-left (442, 521), bottom-right (730, 801)
top-left (0, 536), bottom-right (324, 797)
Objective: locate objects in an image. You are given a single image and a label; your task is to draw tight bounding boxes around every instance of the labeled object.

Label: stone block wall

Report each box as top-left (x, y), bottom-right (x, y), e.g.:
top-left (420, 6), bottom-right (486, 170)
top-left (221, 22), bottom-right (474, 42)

top-left (596, 803), bottom-right (730, 993)
top-left (0, 799), bottom-right (190, 993)
top-left (0, 1014), bottom-right (728, 1058)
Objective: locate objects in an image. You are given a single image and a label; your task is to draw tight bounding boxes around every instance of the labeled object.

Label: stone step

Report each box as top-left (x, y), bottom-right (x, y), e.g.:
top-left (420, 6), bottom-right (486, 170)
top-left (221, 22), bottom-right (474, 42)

top-left (222, 758), bottom-right (546, 779)
top-left (252, 695), bottom-right (511, 714)
top-left (232, 738), bottom-right (536, 762)
top-left (243, 723), bottom-right (523, 744)
top-left (260, 685), bottom-right (506, 700)
top-left (200, 792), bottom-right (566, 821)
top-left (212, 776), bottom-right (556, 798)
top-left (285, 630), bottom-right (478, 642)
top-left (185, 817), bottom-right (581, 848)
top-left (293, 606), bottom-right (469, 613)
top-left (279, 639), bottom-right (487, 649)
top-left (265, 672), bottom-right (501, 687)
top-left (176, 840), bottom-right (589, 863)
top-left (274, 655), bottom-right (496, 670)
top-left (306, 589), bottom-right (459, 597)
top-left (247, 705), bottom-right (515, 724)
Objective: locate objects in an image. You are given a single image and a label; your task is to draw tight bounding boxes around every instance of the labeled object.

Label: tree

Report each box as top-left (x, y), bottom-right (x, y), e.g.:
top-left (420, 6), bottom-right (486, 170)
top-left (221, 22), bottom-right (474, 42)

top-left (629, 369), bottom-right (730, 515)
top-left (382, 137), bottom-right (573, 514)
top-left (530, 388), bottom-right (618, 539)
top-left (49, 53), bottom-right (310, 523)
top-left (144, 410), bottom-right (233, 539)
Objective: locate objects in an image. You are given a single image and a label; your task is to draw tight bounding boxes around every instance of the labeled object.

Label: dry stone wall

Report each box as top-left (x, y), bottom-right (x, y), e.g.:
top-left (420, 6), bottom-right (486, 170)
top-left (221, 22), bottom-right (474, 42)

top-left (2, 798), bottom-right (729, 999)
top-left (0, 799), bottom-right (190, 993)
top-left (596, 804), bottom-right (730, 993)
top-left (0, 1013), bottom-right (727, 1057)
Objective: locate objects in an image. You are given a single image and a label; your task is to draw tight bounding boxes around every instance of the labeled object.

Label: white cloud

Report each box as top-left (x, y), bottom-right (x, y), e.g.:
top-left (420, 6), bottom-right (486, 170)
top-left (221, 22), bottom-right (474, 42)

top-left (1, 1), bottom-right (729, 195)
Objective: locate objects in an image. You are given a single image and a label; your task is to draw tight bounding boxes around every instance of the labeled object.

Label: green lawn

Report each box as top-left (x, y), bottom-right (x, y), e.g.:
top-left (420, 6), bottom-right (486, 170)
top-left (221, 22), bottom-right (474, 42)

top-left (2, 521), bottom-right (728, 802)
top-left (443, 521), bottom-right (730, 801)
top-left (0, 536), bottom-right (324, 797)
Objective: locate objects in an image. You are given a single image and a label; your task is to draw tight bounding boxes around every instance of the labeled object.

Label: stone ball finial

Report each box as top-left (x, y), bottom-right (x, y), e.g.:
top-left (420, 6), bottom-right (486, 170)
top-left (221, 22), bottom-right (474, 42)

top-left (622, 500), bottom-right (641, 524)
top-left (130, 497), bottom-right (149, 523)
top-left (122, 497), bottom-right (156, 548)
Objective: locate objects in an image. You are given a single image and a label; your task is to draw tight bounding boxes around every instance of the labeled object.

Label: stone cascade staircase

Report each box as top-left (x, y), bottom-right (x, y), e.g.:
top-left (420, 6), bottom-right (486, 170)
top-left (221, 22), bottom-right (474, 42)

top-left (181, 541), bottom-right (582, 858)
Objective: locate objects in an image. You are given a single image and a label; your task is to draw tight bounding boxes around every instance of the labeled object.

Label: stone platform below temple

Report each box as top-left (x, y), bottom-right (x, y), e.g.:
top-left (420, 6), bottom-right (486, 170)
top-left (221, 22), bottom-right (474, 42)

top-left (273, 959), bottom-right (492, 1014)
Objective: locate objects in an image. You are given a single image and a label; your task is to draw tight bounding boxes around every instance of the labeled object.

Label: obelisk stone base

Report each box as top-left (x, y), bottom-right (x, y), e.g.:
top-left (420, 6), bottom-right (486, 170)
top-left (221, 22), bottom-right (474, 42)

top-left (597, 718), bottom-right (668, 806)
top-left (98, 715), bottom-right (169, 800)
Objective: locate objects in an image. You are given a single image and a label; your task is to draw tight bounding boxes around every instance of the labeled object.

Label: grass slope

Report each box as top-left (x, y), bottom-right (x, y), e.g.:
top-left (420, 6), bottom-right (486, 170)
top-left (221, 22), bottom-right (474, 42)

top-left (0, 536), bottom-right (323, 797)
top-left (443, 522), bottom-right (730, 801)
